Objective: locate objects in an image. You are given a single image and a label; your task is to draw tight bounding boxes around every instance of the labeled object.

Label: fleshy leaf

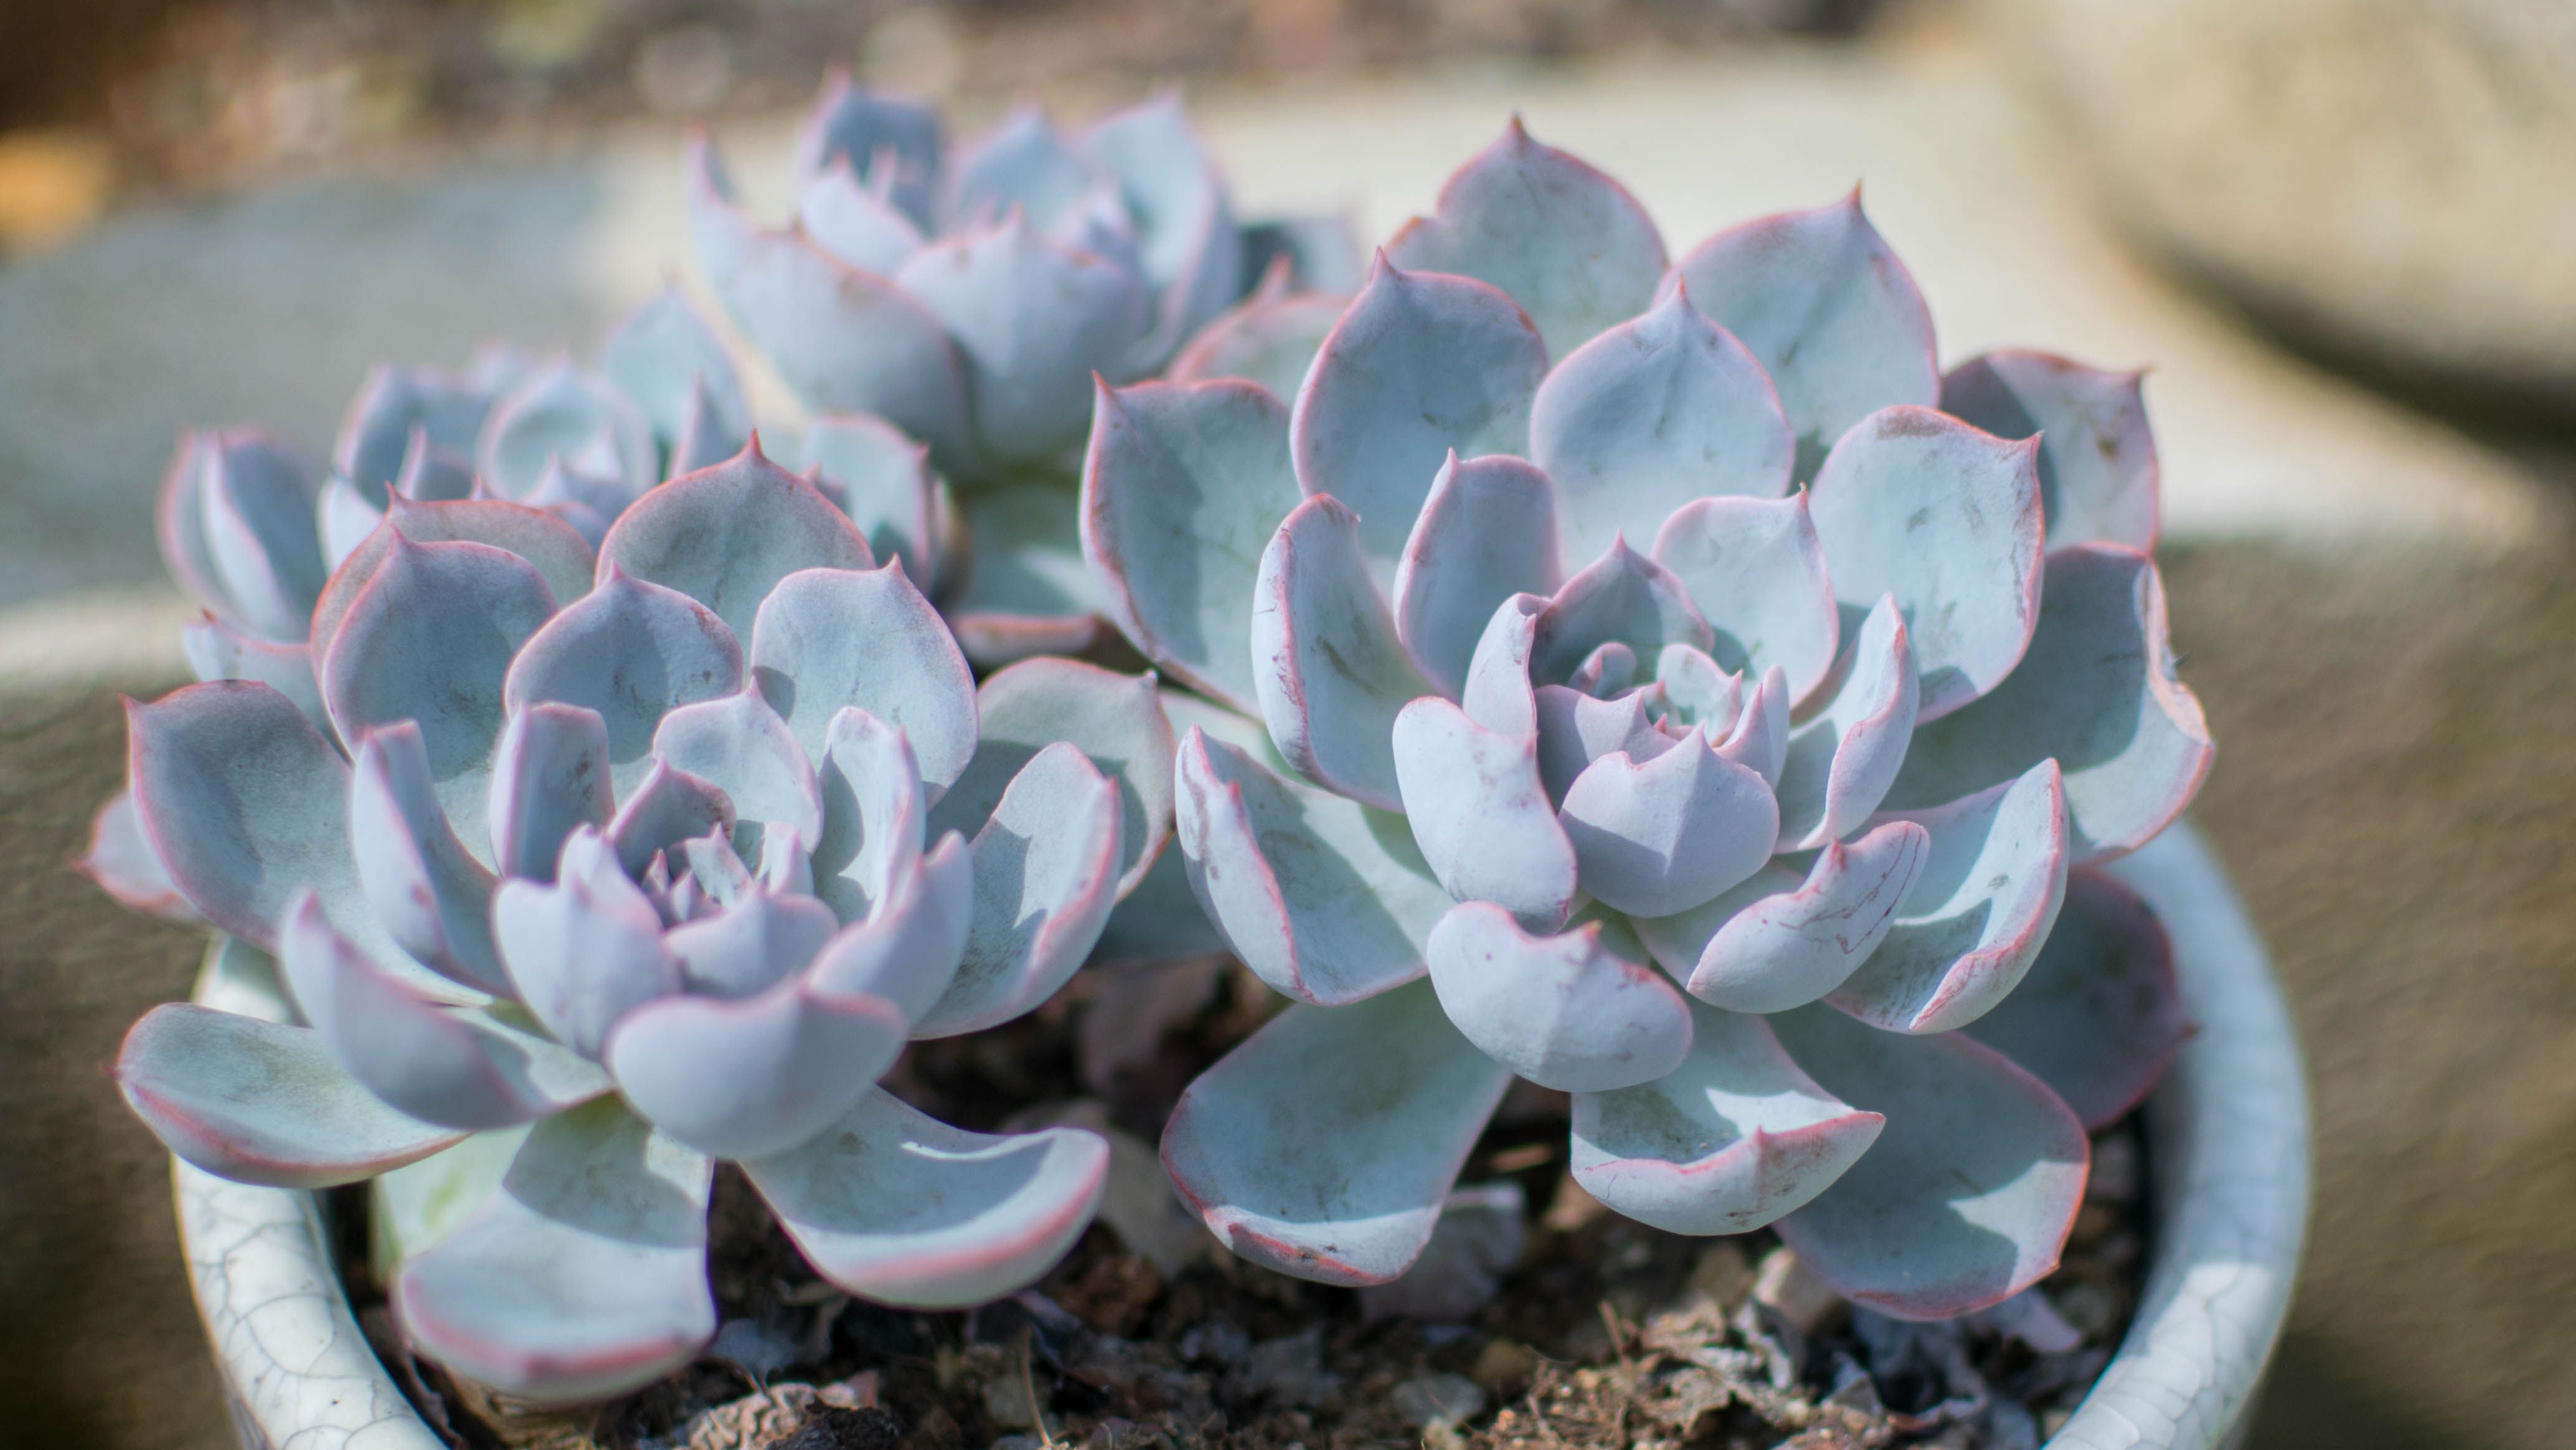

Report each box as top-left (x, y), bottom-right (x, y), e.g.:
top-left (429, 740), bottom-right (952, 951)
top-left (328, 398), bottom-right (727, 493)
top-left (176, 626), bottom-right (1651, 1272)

top-left (1083, 93), bottom-right (1244, 364)
top-left (1879, 546), bottom-right (2212, 861)
top-left (1806, 406), bottom-right (2042, 721)
top-left (602, 288), bottom-right (750, 451)
top-left (116, 1003), bottom-right (466, 1188)
top-left (1390, 452), bottom-right (1565, 700)
top-left (78, 789), bottom-right (199, 922)
top-left (1831, 761), bottom-right (2069, 1034)
top-left (351, 723), bottom-right (507, 995)
top-left (1425, 904), bottom-right (1693, 1092)
top-left (1961, 868), bottom-right (2192, 1130)
top-left (1289, 257), bottom-right (1549, 572)
top-left (751, 563), bottom-right (976, 796)
top-left (1772, 1004), bottom-right (2087, 1319)
top-left (597, 443), bottom-right (873, 645)
top-left (894, 216), bottom-right (1150, 467)
top-left (1251, 495), bottom-right (1430, 810)
top-left (1570, 1003), bottom-right (1882, 1234)
top-left (1174, 727), bottom-right (1450, 1006)
top-left (1460, 592), bottom-right (1545, 738)
top-left (1773, 596), bottom-right (1919, 850)
top-left (1385, 118), bottom-right (1666, 360)
top-left (945, 105), bottom-right (1099, 230)
top-left (334, 366), bottom-right (495, 501)
top-left (742, 1089), bottom-right (1108, 1307)
top-left (798, 163), bottom-right (930, 275)
top-left (1161, 980), bottom-right (1511, 1286)
top-left (1390, 695), bottom-right (1577, 931)
top-left (493, 830), bottom-right (684, 1058)
top-left (1667, 194), bottom-right (1940, 473)
top-left (393, 1099), bottom-right (717, 1405)
top-left (1168, 272), bottom-right (1347, 402)
top-left (1531, 288), bottom-right (1793, 571)
top-left (488, 703), bottom-right (614, 881)
top-left (925, 658), bottom-right (1174, 897)
top-left (1712, 665), bottom-right (1790, 789)
top-left (181, 615), bottom-right (328, 732)
top-left (652, 687), bottom-right (826, 845)
top-left (1240, 214), bottom-right (1363, 294)
top-left (504, 567), bottom-right (743, 790)
top-left (478, 360), bottom-right (656, 503)
top-left (605, 981), bottom-right (907, 1159)
top-left (1533, 685), bottom-right (1674, 805)
top-left (1650, 494), bottom-right (1839, 705)
top-left (794, 71), bottom-right (942, 223)
top-left (605, 760), bottom-right (736, 877)
top-left (801, 415), bottom-right (942, 587)
top-left (1941, 350), bottom-right (2159, 551)
top-left (1634, 819), bottom-right (1930, 1014)
top-left (1080, 379), bottom-right (1301, 714)
top-left (666, 889), bottom-right (841, 1000)
top-left (171, 432), bottom-right (328, 642)
top-left (1529, 539), bottom-right (1712, 689)
top-left (943, 483), bottom-right (1102, 666)
top-left (811, 708), bottom-right (927, 921)
top-left (314, 498), bottom-right (595, 669)
top-left (913, 742), bottom-right (1123, 1036)
top-left (1558, 727), bottom-right (1776, 918)
top-left (806, 833), bottom-right (976, 1020)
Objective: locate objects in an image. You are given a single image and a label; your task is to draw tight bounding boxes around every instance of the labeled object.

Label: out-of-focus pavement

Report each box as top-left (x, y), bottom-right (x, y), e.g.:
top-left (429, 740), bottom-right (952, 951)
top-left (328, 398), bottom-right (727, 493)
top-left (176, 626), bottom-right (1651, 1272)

top-left (2, 21), bottom-right (2570, 1450)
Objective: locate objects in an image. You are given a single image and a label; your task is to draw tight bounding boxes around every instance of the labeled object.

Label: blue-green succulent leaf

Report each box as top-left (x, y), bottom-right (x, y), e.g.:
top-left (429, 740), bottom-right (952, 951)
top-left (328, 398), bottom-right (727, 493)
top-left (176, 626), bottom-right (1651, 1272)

top-left (1634, 818), bottom-right (1930, 1015)
top-left (1251, 495), bottom-right (1430, 810)
top-left (1426, 903), bottom-right (1693, 1092)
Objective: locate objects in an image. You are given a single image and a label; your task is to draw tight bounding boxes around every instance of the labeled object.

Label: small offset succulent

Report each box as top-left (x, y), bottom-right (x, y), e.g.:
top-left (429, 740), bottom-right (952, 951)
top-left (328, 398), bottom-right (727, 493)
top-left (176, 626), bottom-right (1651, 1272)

top-left (94, 447), bottom-right (1183, 1403)
top-left (689, 74), bottom-right (1353, 662)
top-left (1083, 123), bottom-right (2209, 1317)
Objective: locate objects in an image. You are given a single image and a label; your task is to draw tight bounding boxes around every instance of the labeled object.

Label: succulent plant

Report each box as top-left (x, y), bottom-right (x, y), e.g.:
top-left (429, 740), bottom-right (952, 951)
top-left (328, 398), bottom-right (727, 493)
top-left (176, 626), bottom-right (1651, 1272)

top-left (689, 75), bottom-right (1355, 663)
top-left (92, 446), bottom-right (1182, 1403)
top-left (1080, 123), bottom-right (2210, 1317)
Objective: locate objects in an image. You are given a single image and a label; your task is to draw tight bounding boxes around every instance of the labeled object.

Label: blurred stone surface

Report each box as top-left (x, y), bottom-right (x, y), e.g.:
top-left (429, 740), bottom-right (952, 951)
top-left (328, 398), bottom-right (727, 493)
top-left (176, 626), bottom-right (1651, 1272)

top-left (1980, 0), bottom-right (2576, 422)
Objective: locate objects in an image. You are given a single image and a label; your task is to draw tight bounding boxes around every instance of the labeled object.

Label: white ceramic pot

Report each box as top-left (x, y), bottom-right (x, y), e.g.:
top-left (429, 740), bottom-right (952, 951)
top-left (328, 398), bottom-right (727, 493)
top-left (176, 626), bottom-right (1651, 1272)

top-left (172, 822), bottom-right (2310, 1450)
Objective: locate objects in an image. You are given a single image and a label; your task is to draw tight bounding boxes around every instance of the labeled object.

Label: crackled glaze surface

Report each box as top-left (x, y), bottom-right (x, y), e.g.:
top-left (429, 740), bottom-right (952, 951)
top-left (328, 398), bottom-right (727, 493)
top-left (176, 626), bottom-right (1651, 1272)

top-left (171, 822), bottom-right (2303, 1450)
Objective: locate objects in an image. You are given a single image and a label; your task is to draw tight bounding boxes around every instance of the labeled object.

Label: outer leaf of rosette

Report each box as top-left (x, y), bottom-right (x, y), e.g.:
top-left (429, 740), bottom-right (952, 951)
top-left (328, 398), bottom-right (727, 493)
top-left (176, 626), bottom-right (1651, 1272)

top-left (741, 1089), bottom-right (1109, 1307)
top-left (686, 130), bottom-right (972, 470)
top-left (1941, 349), bottom-right (2159, 552)
top-left (1570, 1002), bottom-right (1883, 1234)
top-left (1771, 1003), bottom-right (2088, 1319)
top-left (1425, 903), bottom-right (1693, 1092)
top-left (1173, 726), bottom-right (1450, 1006)
top-left (1877, 544), bottom-right (2212, 863)
top-left (311, 496), bottom-right (595, 673)
top-left (1161, 979), bottom-right (1512, 1286)
top-left (78, 787), bottom-right (201, 924)
top-left (181, 614), bottom-right (328, 733)
top-left (924, 657), bottom-right (1175, 899)
top-left (392, 1098), bottom-right (717, 1406)
top-left (1081, 377), bottom-right (1302, 716)
top-left (1665, 191), bottom-right (1940, 477)
top-left (1289, 255), bottom-right (1549, 576)
top-left (171, 430), bottom-right (330, 643)
top-left (1250, 495), bottom-right (1431, 811)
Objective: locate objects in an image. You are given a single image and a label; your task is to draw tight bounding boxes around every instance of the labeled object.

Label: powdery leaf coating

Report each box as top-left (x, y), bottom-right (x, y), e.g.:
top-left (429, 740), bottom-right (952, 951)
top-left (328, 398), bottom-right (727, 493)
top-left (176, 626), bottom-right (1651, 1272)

top-left (924, 658), bottom-right (1174, 896)
top-left (1252, 496), bottom-right (1431, 810)
top-left (800, 416), bottom-right (943, 589)
top-left (160, 431), bottom-right (328, 643)
top-left (1772, 596), bottom-right (1920, 850)
top-left (1528, 539), bottom-right (1712, 688)
top-left (1806, 407), bottom-right (2044, 723)
top-left (806, 833), bottom-right (976, 1021)
top-left (1941, 349), bottom-right (2159, 552)
top-left (750, 563), bottom-right (978, 796)
top-left (598, 444), bottom-right (874, 645)
top-left (1772, 1004), bottom-right (2088, 1320)
top-left (742, 1089), bottom-right (1109, 1308)
top-left (478, 360), bottom-right (657, 505)
top-left (1391, 695), bottom-right (1578, 932)
top-left (797, 164), bottom-right (930, 276)
top-left (794, 70), bottom-right (943, 224)
top-left (1169, 262), bottom-right (1347, 402)
top-left (1161, 980), bottom-right (1512, 1286)
top-left (183, 616), bottom-right (328, 733)
top-left (316, 498), bottom-right (595, 667)
top-left (1425, 904), bottom-right (1694, 1092)
top-left (601, 289), bottom-right (750, 453)
top-left (1532, 686), bottom-right (1674, 807)
top-left (78, 789), bottom-right (199, 924)
top-left (486, 703), bottom-right (613, 882)
top-left (1570, 1003), bottom-right (1884, 1234)
top-left (651, 688), bottom-right (825, 845)
top-left (1082, 379), bottom-right (1303, 714)
top-left (493, 830), bottom-right (684, 1059)
top-left (603, 981), bottom-right (908, 1160)
top-left (1650, 494), bottom-right (1839, 706)
top-left (1392, 453), bottom-right (1566, 701)
top-left (665, 889), bottom-right (841, 1002)
top-left (349, 723), bottom-right (506, 995)
top-left (943, 483), bottom-right (1103, 667)
top-left (1083, 93), bottom-right (1245, 364)
top-left (504, 568), bottom-right (743, 789)
top-left (1637, 819), bottom-right (1930, 1015)
top-left (1531, 289), bottom-right (1794, 570)
top-left (810, 708), bottom-right (927, 919)
top-left (1384, 118), bottom-right (1668, 361)
top-left (335, 365), bottom-right (494, 501)
top-left (1557, 731), bottom-right (1778, 919)
top-left (1290, 258), bottom-right (1549, 572)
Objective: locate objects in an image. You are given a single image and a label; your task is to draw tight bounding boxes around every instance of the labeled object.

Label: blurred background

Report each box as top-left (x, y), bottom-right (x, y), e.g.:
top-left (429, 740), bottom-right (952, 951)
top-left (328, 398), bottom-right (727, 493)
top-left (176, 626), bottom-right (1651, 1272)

top-left (1, 1), bottom-right (2570, 1448)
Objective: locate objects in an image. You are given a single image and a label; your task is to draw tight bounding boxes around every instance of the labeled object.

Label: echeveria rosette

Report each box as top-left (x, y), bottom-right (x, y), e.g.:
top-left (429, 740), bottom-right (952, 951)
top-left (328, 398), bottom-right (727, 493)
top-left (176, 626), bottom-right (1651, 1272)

top-left (687, 75), bottom-right (1356, 666)
top-left (1079, 122), bottom-right (2212, 1319)
top-left (100, 445), bottom-right (1182, 1404)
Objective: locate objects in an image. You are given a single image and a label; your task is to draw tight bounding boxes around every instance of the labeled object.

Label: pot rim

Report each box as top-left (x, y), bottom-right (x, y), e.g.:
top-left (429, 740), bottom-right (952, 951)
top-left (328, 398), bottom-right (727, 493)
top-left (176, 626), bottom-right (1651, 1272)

top-left (170, 820), bottom-right (2309, 1450)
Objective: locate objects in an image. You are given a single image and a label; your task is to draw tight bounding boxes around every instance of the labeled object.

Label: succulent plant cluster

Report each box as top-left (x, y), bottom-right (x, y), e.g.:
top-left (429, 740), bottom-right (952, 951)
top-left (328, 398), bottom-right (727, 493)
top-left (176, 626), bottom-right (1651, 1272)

top-left (1081, 122), bottom-right (2209, 1317)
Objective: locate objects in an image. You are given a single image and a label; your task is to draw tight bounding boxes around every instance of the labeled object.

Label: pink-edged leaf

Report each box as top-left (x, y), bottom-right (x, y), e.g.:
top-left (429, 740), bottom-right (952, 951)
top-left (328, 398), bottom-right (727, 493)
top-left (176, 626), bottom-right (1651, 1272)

top-left (314, 498), bottom-right (595, 669)
top-left (351, 723), bottom-right (507, 996)
top-left (797, 163), bottom-right (930, 275)
top-left (665, 889), bottom-right (841, 1001)
top-left (669, 377), bottom-right (750, 483)
top-left (604, 980), bottom-right (907, 1159)
top-left (487, 703), bottom-right (613, 881)
top-left (182, 615), bottom-right (328, 732)
top-left (116, 1003), bottom-right (465, 1188)
top-left (1651, 642), bottom-right (1742, 726)
top-left (1426, 903), bottom-right (1694, 1092)
top-left (1532, 685), bottom-right (1675, 805)
top-left (79, 788), bottom-right (201, 923)
top-left (742, 1088), bottom-right (1108, 1307)
top-left (811, 708), bottom-right (926, 922)
top-left (1962, 868), bottom-right (2192, 1130)
top-left (334, 364), bottom-right (497, 501)
top-left (1882, 545), bottom-right (2212, 862)
top-left (1458, 592), bottom-right (1547, 738)
top-left (1392, 693), bottom-right (1577, 931)
top-left (1529, 538), bottom-right (1712, 688)
top-left (1833, 761), bottom-right (2069, 1034)
top-left (1080, 379), bottom-right (1302, 714)
top-left (1712, 665), bottom-right (1790, 789)
top-left (794, 70), bottom-right (942, 222)
top-left (800, 415), bottom-right (944, 589)
top-left (807, 832), bottom-right (975, 1020)
top-left (1808, 405), bottom-right (2043, 721)
top-left (1242, 214), bottom-right (1363, 294)
top-left (1252, 495), bottom-right (1430, 810)
top-left (318, 476), bottom-right (387, 572)
top-left (1173, 727), bottom-right (1450, 1006)
top-left (1082, 93), bottom-right (1245, 364)
top-left (1531, 288), bottom-right (1793, 569)
top-left (1774, 595), bottom-right (1919, 850)
top-left (1667, 193), bottom-right (1940, 473)
top-left (651, 686), bottom-right (826, 845)
top-left (1634, 819), bottom-right (1930, 1014)
top-left (1391, 452), bottom-right (1565, 700)
top-left (1558, 727), bottom-right (1777, 918)
top-left (477, 359), bottom-right (656, 504)
top-left (1772, 1003), bottom-right (2088, 1319)
top-left (1161, 980), bottom-right (1512, 1286)
top-left (493, 829), bottom-right (683, 1059)
top-left (504, 566), bottom-right (742, 791)
top-left (1941, 349), bottom-right (2159, 552)
top-left (1385, 118), bottom-right (1666, 359)
top-left (166, 430), bottom-right (327, 642)
top-left (1650, 493), bottom-right (1839, 706)
top-left (943, 103), bottom-right (1100, 230)
top-left (392, 1099), bottom-right (716, 1405)
top-left (606, 759), bottom-right (736, 876)
top-left (1571, 1003), bottom-right (1883, 1234)
top-left (943, 481), bottom-right (1103, 667)
top-left (602, 287), bottom-right (750, 452)
top-left (1290, 257), bottom-right (1549, 572)
top-left (925, 657), bottom-right (1175, 897)
top-left (687, 131), bottom-right (972, 465)
top-left (750, 562), bottom-right (976, 795)
top-left (913, 742), bottom-right (1123, 1037)
top-left (126, 681), bottom-right (354, 952)
top-left (1168, 265), bottom-right (1346, 402)
top-left (597, 442), bottom-right (873, 643)
top-left (894, 214), bottom-right (1150, 467)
